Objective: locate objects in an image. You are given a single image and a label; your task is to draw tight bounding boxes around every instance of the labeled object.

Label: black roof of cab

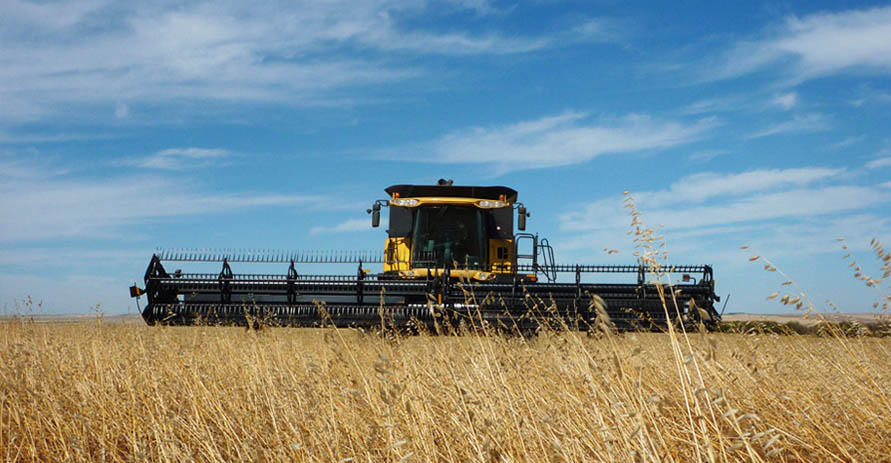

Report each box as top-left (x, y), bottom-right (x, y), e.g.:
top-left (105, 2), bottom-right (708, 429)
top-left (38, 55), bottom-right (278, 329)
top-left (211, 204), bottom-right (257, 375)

top-left (385, 184), bottom-right (518, 203)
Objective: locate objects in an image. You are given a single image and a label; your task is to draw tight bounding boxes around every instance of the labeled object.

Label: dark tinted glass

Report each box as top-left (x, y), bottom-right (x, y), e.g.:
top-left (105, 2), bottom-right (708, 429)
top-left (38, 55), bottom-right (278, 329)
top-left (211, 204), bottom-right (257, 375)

top-left (411, 206), bottom-right (486, 268)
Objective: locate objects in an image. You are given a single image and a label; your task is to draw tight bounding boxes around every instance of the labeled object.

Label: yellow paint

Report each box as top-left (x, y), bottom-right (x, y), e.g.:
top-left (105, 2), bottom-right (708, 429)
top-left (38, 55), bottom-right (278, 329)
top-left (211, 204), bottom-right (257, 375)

top-left (488, 238), bottom-right (514, 274)
top-left (397, 268), bottom-right (496, 282)
top-left (385, 237), bottom-right (516, 279)
top-left (382, 202), bottom-right (517, 280)
top-left (389, 196), bottom-right (510, 208)
top-left (383, 237), bottom-right (412, 272)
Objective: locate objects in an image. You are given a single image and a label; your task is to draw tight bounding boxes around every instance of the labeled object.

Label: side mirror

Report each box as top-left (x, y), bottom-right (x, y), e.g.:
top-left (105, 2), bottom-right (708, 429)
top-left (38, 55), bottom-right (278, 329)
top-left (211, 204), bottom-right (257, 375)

top-left (518, 206), bottom-right (527, 231)
top-left (369, 203), bottom-right (381, 228)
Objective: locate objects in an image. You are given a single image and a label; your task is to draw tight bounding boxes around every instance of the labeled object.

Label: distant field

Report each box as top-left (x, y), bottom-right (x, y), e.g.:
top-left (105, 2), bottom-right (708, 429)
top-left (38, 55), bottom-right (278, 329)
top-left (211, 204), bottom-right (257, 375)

top-left (12, 311), bottom-right (885, 324)
top-left (722, 312), bottom-right (889, 326)
top-left (1, 320), bottom-right (889, 462)
top-left (0, 313), bottom-right (142, 323)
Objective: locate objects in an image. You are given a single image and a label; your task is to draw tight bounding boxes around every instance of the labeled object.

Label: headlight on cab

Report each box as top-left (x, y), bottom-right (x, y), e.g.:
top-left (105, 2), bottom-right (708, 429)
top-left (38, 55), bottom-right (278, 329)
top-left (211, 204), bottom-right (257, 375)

top-left (477, 200), bottom-right (508, 208)
top-left (390, 198), bottom-right (420, 207)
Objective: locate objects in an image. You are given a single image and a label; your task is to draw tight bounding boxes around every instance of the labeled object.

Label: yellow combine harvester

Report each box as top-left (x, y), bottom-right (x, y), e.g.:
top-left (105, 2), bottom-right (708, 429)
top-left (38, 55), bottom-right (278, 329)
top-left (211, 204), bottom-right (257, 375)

top-left (131, 179), bottom-right (720, 331)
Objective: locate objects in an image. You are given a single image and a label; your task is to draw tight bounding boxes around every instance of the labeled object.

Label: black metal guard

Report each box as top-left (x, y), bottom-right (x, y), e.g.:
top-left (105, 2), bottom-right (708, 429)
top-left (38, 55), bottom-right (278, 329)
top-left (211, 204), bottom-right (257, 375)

top-left (157, 248), bottom-right (386, 264)
top-left (219, 259), bottom-right (233, 304)
top-left (138, 256), bottom-right (720, 331)
top-left (287, 261), bottom-right (298, 304)
top-left (357, 261), bottom-right (365, 304)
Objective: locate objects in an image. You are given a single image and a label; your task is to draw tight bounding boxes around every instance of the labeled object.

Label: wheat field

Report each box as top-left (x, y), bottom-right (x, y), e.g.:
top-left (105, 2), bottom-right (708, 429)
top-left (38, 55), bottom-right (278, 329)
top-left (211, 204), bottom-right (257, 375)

top-left (1, 318), bottom-right (889, 463)
top-left (4, 200), bottom-right (889, 462)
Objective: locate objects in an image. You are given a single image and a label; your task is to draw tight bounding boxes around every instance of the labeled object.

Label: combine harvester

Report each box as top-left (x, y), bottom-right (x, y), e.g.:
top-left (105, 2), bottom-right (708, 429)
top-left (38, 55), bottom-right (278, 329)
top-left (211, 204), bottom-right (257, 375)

top-left (130, 180), bottom-right (720, 331)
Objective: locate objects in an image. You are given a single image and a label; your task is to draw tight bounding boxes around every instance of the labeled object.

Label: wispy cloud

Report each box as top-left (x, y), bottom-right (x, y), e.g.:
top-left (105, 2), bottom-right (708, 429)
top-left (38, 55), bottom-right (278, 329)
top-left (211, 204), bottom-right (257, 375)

top-left (679, 96), bottom-right (743, 115)
top-left (114, 102), bottom-right (129, 119)
top-left (309, 219), bottom-right (370, 235)
top-left (688, 149), bottom-right (729, 163)
top-left (747, 113), bottom-right (828, 139)
top-left (0, 247), bottom-right (147, 269)
top-left (560, 166), bottom-right (851, 232)
top-left (827, 135), bottom-right (866, 150)
top-left (557, 166), bottom-right (890, 265)
top-left (0, 156), bottom-right (64, 179)
top-left (850, 87), bottom-right (891, 107)
top-left (0, 1), bottom-right (612, 123)
top-left (120, 147), bottom-right (229, 170)
top-left (716, 6), bottom-right (891, 82)
top-left (403, 112), bottom-right (716, 172)
top-left (650, 167), bottom-right (844, 206)
top-left (0, 157), bottom-right (326, 242)
top-left (680, 91), bottom-right (797, 117)
top-left (866, 156), bottom-right (891, 169)
top-left (0, 130), bottom-right (120, 144)
top-left (638, 186), bottom-right (882, 230)
top-left (771, 92), bottom-right (798, 110)
top-left (568, 17), bottom-right (626, 43)
top-left (156, 147), bottom-right (226, 159)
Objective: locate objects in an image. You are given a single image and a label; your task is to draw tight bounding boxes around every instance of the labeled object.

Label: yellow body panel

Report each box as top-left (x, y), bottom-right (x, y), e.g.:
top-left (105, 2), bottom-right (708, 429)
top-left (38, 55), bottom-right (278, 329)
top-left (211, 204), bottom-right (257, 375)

top-left (390, 197), bottom-right (509, 208)
top-left (488, 238), bottom-right (514, 274)
top-left (384, 196), bottom-right (516, 279)
top-left (384, 237), bottom-right (412, 272)
top-left (385, 237), bottom-right (517, 278)
top-left (397, 268), bottom-right (496, 281)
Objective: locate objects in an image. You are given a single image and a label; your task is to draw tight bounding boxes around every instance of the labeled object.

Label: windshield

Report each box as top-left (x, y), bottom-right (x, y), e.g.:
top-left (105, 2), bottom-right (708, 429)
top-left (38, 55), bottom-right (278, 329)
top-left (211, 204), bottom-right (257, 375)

top-left (412, 205), bottom-right (486, 268)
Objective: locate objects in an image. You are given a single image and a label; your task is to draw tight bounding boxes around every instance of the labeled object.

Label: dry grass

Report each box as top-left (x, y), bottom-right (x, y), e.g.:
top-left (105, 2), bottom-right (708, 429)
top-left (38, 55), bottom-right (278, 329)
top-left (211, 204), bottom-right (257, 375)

top-left (4, 193), bottom-right (889, 462)
top-left (1, 320), bottom-right (890, 462)
top-left (722, 312), bottom-right (888, 326)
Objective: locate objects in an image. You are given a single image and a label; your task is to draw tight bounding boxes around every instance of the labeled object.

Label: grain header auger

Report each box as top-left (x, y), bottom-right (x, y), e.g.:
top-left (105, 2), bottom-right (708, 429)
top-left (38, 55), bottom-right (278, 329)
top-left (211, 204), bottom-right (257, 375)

top-left (129, 180), bottom-right (721, 332)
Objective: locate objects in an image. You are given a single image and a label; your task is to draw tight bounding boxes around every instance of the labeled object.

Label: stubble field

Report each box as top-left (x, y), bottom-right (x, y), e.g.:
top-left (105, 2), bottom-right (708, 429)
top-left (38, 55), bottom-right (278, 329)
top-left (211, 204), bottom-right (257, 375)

top-left (1, 319), bottom-right (889, 463)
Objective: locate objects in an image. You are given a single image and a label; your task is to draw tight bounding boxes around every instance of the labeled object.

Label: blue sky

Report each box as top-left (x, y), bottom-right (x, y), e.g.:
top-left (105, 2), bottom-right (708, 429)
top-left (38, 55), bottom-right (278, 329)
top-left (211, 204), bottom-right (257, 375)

top-left (1, 0), bottom-right (890, 315)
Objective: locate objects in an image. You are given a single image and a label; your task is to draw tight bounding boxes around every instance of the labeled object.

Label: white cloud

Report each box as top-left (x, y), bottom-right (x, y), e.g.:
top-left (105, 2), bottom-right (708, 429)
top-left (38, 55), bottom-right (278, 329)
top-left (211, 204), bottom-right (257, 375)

top-left (651, 167), bottom-right (843, 206)
top-left (771, 92), bottom-right (798, 109)
top-left (557, 167), bottom-right (891, 268)
top-left (680, 92), bottom-right (797, 117)
top-left (156, 147), bottom-right (227, 159)
top-left (560, 167), bottom-right (857, 231)
top-left (0, 1), bottom-right (610, 123)
top-left (0, 131), bottom-right (119, 144)
top-left (309, 219), bottom-right (370, 235)
top-left (0, 247), bottom-right (146, 269)
top-left (680, 97), bottom-right (741, 115)
top-left (644, 186), bottom-right (884, 230)
top-left (688, 149), bottom-right (729, 162)
top-left (866, 156), bottom-right (891, 169)
top-left (117, 147), bottom-right (229, 170)
top-left (413, 112), bottom-right (716, 172)
top-left (569, 18), bottom-right (623, 42)
top-left (747, 113), bottom-right (828, 139)
top-left (0, 156), bottom-right (62, 179)
top-left (445, 0), bottom-right (500, 16)
top-left (114, 102), bottom-right (129, 119)
top-left (717, 6), bottom-right (891, 81)
top-left (827, 135), bottom-right (866, 150)
top-left (853, 88), bottom-right (891, 106)
top-left (0, 158), bottom-right (327, 242)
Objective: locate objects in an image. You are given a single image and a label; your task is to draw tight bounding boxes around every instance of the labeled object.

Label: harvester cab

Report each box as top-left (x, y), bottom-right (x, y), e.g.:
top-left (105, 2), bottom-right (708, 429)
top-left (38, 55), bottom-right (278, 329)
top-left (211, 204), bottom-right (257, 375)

top-left (130, 180), bottom-right (721, 331)
top-left (372, 182), bottom-right (534, 282)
